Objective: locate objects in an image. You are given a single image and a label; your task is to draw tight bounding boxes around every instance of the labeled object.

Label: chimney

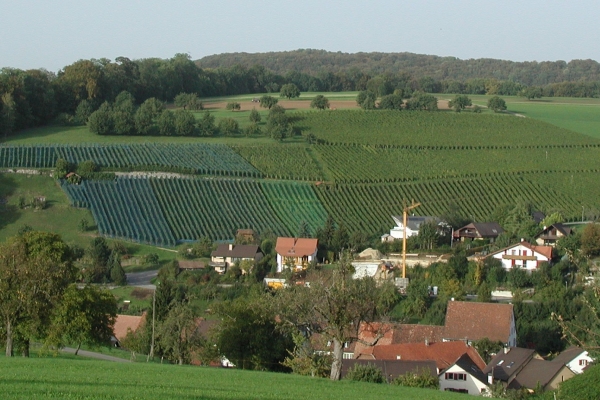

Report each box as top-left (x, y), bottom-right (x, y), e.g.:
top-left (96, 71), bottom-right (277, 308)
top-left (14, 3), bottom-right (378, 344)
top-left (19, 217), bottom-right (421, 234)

top-left (487, 372), bottom-right (494, 385)
top-left (425, 338), bottom-right (429, 347)
top-left (228, 244), bottom-right (233, 250)
top-left (504, 346), bottom-right (510, 354)
top-left (396, 355), bottom-right (401, 360)
top-left (520, 238), bottom-right (525, 242)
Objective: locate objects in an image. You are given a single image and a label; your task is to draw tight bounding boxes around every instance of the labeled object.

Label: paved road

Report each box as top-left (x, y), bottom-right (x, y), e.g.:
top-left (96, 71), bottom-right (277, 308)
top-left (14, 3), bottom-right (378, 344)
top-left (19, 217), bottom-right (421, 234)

top-left (126, 270), bottom-right (158, 289)
top-left (62, 347), bottom-right (131, 363)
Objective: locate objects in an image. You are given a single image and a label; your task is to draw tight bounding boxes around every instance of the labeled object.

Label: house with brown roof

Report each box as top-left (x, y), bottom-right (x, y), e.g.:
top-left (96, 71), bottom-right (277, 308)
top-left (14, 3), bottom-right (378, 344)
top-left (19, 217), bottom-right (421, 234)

top-left (359, 341), bottom-right (486, 373)
top-left (209, 244), bottom-right (263, 274)
top-left (487, 240), bottom-right (553, 272)
top-left (551, 346), bottom-right (594, 374)
top-left (452, 222), bottom-right (504, 243)
top-left (112, 314), bottom-right (145, 347)
top-left (534, 223), bottom-right (573, 247)
top-left (275, 237), bottom-right (318, 273)
top-left (484, 347), bottom-right (575, 392)
top-left (439, 353), bottom-right (490, 395)
top-left (341, 359), bottom-right (437, 383)
top-left (444, 301), bottom-right (517, 347)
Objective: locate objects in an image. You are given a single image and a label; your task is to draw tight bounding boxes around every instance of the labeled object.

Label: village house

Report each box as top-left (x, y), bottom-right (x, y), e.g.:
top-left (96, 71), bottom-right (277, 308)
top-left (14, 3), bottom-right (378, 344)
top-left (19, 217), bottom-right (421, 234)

top-left (452, 222), bottom-right (504, 243)
top-left (382, 215), bottom-right (440, 242)
top-left (487, 240), bottom-right (553, 272)
top-left (112, 314), bottom-right (146, 348)
top-left (484, 347), bottom-right (575, 392)
top-left (438, 353), bottom-right (489, 395)
top-left (443, 301), bottom-right (517, 347)
top-left (209, 244), bottom-right (263, 274)
top-left (275, 237), bottom-right (318, 273)
top-left (534, 223), bottom-right (573, 247)
top-left (551, 346), bottom-right (594, 374)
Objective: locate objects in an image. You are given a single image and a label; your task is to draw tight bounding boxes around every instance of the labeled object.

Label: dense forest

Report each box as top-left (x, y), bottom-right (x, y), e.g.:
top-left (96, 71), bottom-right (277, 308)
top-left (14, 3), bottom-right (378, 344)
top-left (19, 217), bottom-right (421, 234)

top-left (197, 49), bottom-right (600, 86)
top-left (2, 51), bottom-right (600, 135)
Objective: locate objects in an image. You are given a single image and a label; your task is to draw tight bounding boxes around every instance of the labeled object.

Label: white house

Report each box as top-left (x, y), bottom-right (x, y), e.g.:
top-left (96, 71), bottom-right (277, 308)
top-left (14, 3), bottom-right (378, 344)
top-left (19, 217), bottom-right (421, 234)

top-left (382, 215), bottom-right (439, 241)
top-left (488, 240), bottom-right (553, 272)
top-left (275, 237), bottom-right (318, 273)
top-left (439, 353), bottom-right (489, 396)
top-left (552, 346), bottom-right (595, 374)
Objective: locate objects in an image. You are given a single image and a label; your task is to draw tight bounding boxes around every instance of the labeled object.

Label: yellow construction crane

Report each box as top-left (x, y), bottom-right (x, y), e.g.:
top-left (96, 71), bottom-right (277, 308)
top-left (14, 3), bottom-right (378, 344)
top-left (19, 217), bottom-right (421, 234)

top-left (402, 201), bottom-right (421, 279)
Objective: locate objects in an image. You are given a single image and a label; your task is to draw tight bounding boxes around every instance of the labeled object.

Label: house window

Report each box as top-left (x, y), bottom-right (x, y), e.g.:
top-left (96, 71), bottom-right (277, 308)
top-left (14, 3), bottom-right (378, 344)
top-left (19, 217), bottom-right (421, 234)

top-left (579, 359), bottom-right (588, 366)
top-left (512, 250), bottom-right (516, 255)
top-left (445, 373), bottom-right (467, 381)
top-left (343, 353), bottom-right (353, 359)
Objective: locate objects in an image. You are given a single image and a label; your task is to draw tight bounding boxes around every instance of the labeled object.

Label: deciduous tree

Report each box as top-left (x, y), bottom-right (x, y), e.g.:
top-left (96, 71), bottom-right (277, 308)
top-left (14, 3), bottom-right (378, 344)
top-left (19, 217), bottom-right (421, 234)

top-left (0, 231), bottom-right (76, 356)
top-left (218, 117), bottom-right (239, 136)
top-left (448, 95), bottom-right (472, 112)
top-left (487, 96), bottom-right (507, 112)
top-left (259, 95), bottom-right (278, 109)
top-left (378, 94), bottom-right (403, 110)
top-left (310, 95), bottom-right (330, 110)
top-left (279, 83), bottom-right (300, 100)
top-left (275, 251), bottom-right (383, 380)
top-left (46, 284), bottom-right (117, 355)
top-left (173, 109), bottom-right (196, 136)
top-left (248, 108), bottom-right (261, 123)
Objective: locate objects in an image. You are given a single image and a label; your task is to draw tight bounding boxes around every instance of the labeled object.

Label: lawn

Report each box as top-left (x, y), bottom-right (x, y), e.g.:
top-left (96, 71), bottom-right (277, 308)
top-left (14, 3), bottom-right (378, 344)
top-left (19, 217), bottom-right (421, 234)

top-left (0, 173), bottom-right (179, 259)
top-left (0, 356), bottom-right (466, 400)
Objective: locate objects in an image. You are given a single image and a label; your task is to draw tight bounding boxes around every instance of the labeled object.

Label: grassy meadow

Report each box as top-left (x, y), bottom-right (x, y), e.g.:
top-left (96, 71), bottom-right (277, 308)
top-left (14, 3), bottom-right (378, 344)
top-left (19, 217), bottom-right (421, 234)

top-left (0, 356), bottom-right (465, 400)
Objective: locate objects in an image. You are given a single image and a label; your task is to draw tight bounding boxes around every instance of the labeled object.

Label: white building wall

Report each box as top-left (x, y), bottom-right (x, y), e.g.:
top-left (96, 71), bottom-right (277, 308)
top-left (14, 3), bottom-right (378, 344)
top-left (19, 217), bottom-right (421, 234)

top-left (491, 244), bottom-right (550, 271)
top-left (566, 351), bottom-right (594, 374)
top-left (352, 262), bottom-right (380, 279)
top-left (438, 365), bottom-right (487, 396)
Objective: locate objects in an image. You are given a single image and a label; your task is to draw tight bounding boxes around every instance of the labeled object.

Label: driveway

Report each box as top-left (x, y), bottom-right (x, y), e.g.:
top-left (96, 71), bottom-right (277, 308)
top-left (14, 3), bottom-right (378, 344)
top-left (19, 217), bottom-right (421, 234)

top-left (126, 270), bottom-right (158, 289)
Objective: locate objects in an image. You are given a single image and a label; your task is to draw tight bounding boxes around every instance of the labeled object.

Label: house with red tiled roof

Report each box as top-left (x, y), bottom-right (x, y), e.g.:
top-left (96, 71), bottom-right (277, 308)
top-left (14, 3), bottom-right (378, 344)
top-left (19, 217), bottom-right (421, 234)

top-left (112, 314), bottom-right (146, 347)
top-left (444, 301), bottom-right (517, 347)
top-left (275, 237), bottom-right (318, 273)
top-left (487, 240), bottom-right (553, 271)
top-left (360, 341), bottom-right (486, 373)
top-left (353, 322), bottom-right (445, 358)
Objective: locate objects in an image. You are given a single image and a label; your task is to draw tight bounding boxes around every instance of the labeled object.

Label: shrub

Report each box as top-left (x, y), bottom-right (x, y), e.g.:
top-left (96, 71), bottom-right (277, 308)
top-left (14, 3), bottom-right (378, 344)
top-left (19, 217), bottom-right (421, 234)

top-left (345, 363), bottom-right (385, 383)
top-left (393, 368), bottom-right (439, 389)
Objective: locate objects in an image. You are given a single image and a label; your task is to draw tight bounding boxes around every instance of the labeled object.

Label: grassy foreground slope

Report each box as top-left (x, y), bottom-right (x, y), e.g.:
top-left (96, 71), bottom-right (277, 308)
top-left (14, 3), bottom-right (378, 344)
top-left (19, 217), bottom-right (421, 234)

top-left (0, 357), bottom-right (464, 400)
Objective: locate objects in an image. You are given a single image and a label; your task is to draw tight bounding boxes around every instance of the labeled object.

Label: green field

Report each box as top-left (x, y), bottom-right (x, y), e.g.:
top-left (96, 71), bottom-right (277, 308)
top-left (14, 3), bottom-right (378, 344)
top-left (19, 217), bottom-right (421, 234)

top-left (0, 356), bottom-right (463, 400)
top-left (294, 110), bottom-right (599, 147)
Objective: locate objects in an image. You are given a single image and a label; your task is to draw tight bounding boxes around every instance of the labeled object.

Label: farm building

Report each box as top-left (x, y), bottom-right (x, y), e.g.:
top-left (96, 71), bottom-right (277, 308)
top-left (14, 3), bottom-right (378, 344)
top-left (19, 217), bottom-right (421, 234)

top-left (487, 240), bottom-right (553, 271)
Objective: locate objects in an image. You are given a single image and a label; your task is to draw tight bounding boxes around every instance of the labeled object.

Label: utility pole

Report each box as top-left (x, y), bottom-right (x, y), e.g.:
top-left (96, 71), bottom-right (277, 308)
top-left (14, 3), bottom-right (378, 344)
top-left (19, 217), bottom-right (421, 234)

top-left (402, 200), bottom-right (421, 279)
top-left (147, 285), bottom-right (156, 362)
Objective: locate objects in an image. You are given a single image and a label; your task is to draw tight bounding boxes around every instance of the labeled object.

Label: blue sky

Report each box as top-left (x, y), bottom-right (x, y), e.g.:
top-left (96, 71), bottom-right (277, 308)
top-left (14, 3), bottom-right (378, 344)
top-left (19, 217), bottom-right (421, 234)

top-left (2, 0), bottom-right (599, 72)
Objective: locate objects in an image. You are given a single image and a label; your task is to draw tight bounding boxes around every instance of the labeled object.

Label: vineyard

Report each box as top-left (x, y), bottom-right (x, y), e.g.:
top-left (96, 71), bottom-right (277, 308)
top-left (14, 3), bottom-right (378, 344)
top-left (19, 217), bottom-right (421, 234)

top-left (0, 144), bottom-right (260, 177)
top-left (260, 180), bottom-right (328, 235)
top-left (294, 110), bottom-right (600, 147)
top-left (6, 108), bottom-right (599, 246)
top-left (62, 176), bottom-right (334, 244)
top-left (314, 175), bottom-right (583, 235)
top-left (314, 144), bottom-right (600, 183)
top-left (62, 178), bottom-right (176, 246)
top-left (232, 144), bottom-right (325, 181)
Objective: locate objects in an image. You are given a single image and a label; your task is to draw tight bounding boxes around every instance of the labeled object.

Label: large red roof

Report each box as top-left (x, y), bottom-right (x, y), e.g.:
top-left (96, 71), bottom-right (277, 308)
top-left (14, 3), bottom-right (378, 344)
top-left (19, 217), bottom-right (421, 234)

top-left (275, 237), bottom-right (318, 257)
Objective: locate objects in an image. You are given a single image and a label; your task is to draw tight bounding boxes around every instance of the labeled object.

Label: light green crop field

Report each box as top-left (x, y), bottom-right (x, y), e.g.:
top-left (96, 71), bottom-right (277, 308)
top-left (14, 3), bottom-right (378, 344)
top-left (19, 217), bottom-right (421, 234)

top-left (0, 356), bottom-right (464, 400)
top-left (452, 95), bottom-right (600, 139)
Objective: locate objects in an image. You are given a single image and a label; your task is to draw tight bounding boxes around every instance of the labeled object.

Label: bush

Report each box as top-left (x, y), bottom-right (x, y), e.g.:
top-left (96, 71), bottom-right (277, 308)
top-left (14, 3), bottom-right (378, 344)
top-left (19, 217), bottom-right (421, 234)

top-left (226, 102), bottom-right (241, 111)
top-left (218, 118), bottom-right (239, 136)
top-left (345, 363), bottom-right (385, 383)
top-left (393, 368), bottom-right (439, 389)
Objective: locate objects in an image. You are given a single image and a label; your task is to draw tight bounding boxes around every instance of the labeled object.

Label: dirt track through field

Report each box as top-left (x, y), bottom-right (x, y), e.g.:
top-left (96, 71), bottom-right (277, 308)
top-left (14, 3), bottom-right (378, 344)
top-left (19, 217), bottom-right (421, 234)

top-left (205, 100), bottom-right (361, 111)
